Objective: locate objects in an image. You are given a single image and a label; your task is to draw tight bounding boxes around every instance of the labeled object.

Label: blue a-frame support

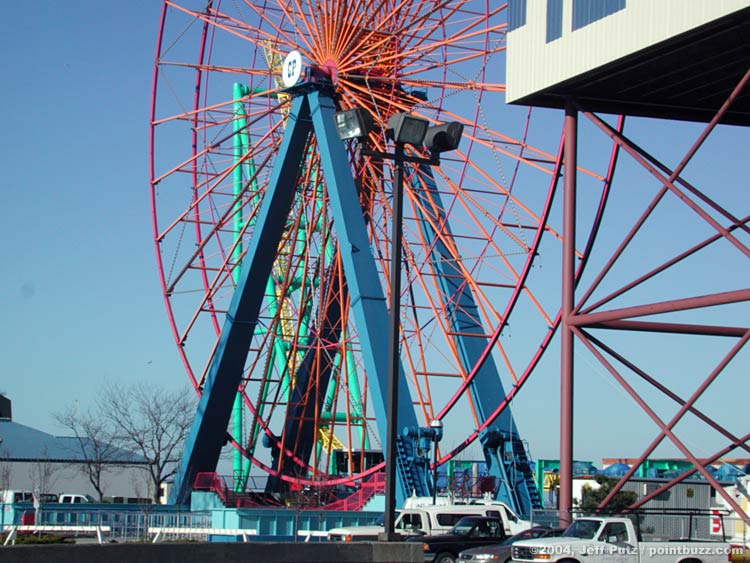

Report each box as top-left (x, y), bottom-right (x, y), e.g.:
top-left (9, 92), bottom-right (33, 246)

top-left (412, 166), bottom-right (542, 516)
top-left (170, 86), bottom-right (540, 513)
top-left (170, 88), bottom-right (424, 506)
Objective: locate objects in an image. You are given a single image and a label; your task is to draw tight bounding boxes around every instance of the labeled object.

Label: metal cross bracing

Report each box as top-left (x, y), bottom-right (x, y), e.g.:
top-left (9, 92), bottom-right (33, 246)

top-left (558, 66), bottom-right (750, 525)
top-left (412, 163), bottom-right (541, 517)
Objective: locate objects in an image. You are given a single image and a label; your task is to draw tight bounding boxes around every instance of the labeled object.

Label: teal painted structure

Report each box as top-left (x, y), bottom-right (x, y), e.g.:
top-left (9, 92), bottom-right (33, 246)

top-left (0, 501), bottom-right (186, 536)
top-left (191, 491), bottom-right (380, 541)
top-left (207, 507), bottom-right (379, 541)
top-left (2, 497), bottom-right (380, 543)
top-left (534, 458), bottom-right (598, 506)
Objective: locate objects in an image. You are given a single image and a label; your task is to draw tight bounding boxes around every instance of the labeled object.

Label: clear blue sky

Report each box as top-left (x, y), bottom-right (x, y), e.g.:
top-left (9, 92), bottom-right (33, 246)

top-left (1, 2), bottom-right (746, 473)
top-left (1, 2), bottom-right (182, 430)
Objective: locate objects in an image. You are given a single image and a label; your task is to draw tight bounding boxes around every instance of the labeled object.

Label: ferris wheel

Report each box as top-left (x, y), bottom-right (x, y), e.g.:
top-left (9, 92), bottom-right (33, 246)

top-left (149, 0), bottom-right (619, 507)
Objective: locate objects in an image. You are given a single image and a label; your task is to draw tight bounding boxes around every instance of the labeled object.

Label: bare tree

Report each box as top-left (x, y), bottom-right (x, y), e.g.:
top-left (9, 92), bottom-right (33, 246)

top-left (0, 448), bottom-right (12, 492)
top-left (54, 405), bottom-right (122, 501)
top-left (29, 447), bottom-right (58, 496)
top-left (100, 383), bottom-right (195, 503)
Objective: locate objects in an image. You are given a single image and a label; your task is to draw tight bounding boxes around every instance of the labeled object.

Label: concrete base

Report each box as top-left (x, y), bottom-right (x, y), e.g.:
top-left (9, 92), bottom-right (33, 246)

top-left (0, 541), bottom-right (423, 563)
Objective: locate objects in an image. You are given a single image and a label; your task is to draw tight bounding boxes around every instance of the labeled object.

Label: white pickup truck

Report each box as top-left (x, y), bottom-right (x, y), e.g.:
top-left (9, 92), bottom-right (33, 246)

top-left (510, 516), bottom-right (733, 563)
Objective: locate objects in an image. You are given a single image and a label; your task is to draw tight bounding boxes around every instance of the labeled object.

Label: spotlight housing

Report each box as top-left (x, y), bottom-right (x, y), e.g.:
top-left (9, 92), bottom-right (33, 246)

top-left (386, 113), bottom-right (430, 146)
top-left (424, 122), bottom-right (464, 153)
top-left (334, 108), bottom-right (374, 140)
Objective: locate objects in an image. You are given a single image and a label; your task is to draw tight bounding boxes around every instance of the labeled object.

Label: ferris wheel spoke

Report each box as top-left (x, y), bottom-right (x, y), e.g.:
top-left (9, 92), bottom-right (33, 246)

top-left (152, 0), bottom-right (618, 502)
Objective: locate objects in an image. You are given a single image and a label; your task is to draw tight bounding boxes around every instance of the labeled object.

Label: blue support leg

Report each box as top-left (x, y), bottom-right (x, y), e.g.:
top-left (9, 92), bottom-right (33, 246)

top-left (170, 89), bottom-right (442, 506)
top-left (412, 166), bottom-right (541, 515)
top-left (309, 91), bottom-right (428, 503)
top-left (169, 95), bottom-right (313, 505)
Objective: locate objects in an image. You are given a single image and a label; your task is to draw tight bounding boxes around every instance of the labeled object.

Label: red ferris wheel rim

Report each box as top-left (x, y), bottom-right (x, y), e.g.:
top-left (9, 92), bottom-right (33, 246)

top-left (149, 0), bottom-right (620, 488)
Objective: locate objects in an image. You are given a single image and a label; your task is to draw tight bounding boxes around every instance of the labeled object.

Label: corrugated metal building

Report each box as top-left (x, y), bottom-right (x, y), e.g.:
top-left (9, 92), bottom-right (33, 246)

top-left (619, 479), bottom-right (716, 540)
top-left (0, 396), bottom-right (149, 500)
top-left (506, 0), bottom-right (750, 124)
top-left (573, 477), bottom-right (732, 541)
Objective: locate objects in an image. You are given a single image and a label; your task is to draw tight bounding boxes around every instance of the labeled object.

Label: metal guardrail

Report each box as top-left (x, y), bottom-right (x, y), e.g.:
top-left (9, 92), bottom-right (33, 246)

top-left (150, 526), bottom-right (257, 543)
top-left (3, 524), bottom-right (111, 545)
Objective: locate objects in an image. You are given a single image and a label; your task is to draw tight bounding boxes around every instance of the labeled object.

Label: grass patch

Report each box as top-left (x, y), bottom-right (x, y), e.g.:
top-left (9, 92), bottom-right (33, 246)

top-left (1, 533), bottom-right (75, 545)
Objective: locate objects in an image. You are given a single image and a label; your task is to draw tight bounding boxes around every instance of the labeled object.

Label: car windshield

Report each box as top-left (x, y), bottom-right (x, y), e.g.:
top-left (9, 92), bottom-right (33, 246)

top-left (562, 520), bottom-right (600, 539)
top-left (505, 528), bottom-right (547, 544)
top-left (451, 518), bottom-right (480, 536)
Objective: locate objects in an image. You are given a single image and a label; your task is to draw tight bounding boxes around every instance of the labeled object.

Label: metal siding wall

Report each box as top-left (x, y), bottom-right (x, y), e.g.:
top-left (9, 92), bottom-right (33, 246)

top-left (546, 0), bottom-right (564, 42)
top-left (508, 0), bottom-right (750, 104)
top-left (509, 0), bottom-right (527, 31)
top-left (621, 481), bottom-right (713, 540)
top-left (572, 0), bottom-right (626, 30)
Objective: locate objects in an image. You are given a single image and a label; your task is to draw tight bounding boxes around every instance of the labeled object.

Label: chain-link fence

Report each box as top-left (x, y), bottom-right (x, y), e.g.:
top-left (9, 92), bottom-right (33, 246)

top-left (2, 505), bottom-right (211, 543)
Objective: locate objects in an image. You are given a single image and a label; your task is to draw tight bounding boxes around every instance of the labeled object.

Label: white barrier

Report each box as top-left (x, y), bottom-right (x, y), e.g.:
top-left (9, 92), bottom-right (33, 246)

top-left (149, 526), bottom-right (258, 543)
top-left (3, 524), bottom-right (111, 545)
top-left (297, 530), bottom-right (328, 542)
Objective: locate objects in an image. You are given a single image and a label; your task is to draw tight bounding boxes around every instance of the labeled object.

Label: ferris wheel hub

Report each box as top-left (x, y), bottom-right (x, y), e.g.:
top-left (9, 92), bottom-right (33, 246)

top-left (321, 59), bottom-right (339, 85)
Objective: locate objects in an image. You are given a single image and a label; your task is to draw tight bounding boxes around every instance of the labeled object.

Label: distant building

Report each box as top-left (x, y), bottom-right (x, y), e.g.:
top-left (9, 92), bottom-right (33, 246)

top-left (601, 458), bottom-right (750, 480)
top-left (572, 476), bottom-right (732, 540)
top-left (532, 458), bottom-right (749, 510)
top-left (0, 395), bottom-right (149, 501)
top-left (715, 475), bottom-right (750, 543)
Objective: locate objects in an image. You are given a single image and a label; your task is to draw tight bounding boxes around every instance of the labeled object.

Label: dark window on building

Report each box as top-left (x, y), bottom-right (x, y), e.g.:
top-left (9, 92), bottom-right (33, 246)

top-left (572, 0), bottom-right (625, 31)
top-left (546, 0), bottom-right (564, 42)
top-left (508, 0), bottom-right (527, 31)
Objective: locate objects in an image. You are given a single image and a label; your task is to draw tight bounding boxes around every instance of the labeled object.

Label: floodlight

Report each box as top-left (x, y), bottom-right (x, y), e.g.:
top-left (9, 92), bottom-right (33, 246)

top-left (334, 108), bottom-right (374, 140)
top-left (429, 419), bottom-right (444, 439)
top-left (386, 113), bottom-right (429, 146)
top-left (424, 121), bottom-right (464, 153)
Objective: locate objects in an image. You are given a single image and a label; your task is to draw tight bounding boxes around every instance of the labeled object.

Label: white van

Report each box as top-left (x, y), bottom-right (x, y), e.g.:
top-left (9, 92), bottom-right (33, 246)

top-left (58, 493), bottom-right (93, 504)
top-left (327, 501), bottom-right (531, 541)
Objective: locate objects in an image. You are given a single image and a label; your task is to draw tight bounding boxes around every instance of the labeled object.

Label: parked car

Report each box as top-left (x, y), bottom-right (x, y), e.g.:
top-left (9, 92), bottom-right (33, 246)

top-left (58, 493), bottom-right (94, 504)
top-left (459, 526), bottom-right (565, 563)
top-left (1, 491), bottom-right (60, 505)
top-left (38, 493), bottom-right (59, 503)
top-left (410, 515), bottom-right (510, 563)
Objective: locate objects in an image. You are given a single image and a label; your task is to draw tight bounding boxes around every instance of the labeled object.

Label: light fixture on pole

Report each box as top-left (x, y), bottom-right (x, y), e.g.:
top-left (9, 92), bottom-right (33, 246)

top-left (386, 113), bottom-right (430, 146)
top-left (334, 107), bottom-right (374, 141)
top-left (424, 121), bottom-right (464, 154)
top-left (333, 109), bottom-right (463, 541)
top-left (380, 111), bottom-right (433, 541)
top-left (429, 419), bottom-right (443, 505)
